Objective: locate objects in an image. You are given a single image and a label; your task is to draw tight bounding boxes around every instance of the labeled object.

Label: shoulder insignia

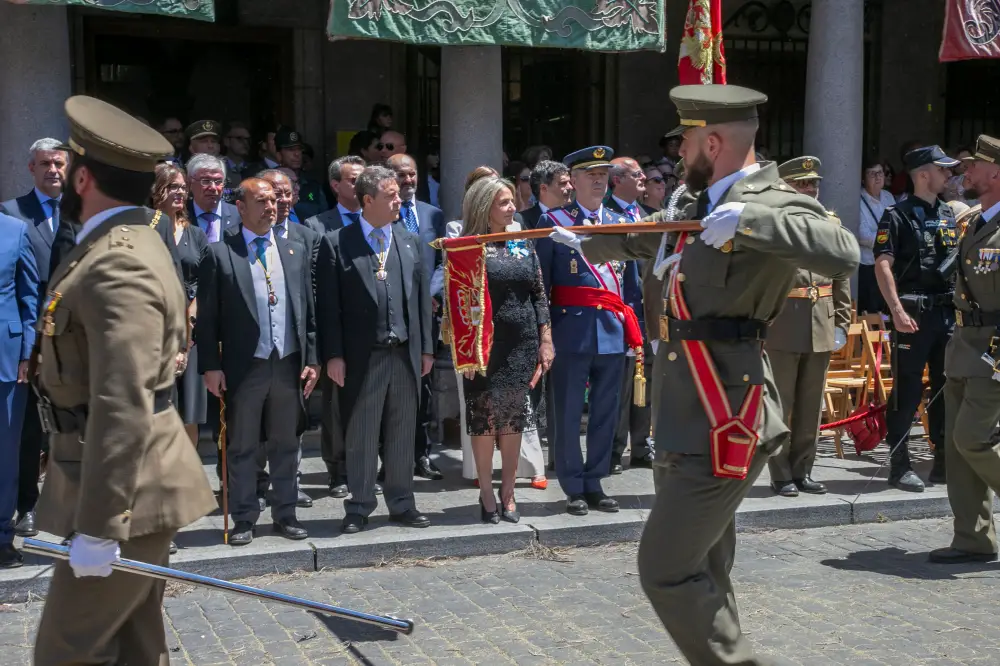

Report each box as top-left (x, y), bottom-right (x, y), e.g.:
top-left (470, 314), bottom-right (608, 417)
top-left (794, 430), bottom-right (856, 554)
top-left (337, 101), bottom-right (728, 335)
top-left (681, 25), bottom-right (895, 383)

top-left (875, 229), bottom-right (889, 245)
top-left (109, 225), bottom-right (138, 250)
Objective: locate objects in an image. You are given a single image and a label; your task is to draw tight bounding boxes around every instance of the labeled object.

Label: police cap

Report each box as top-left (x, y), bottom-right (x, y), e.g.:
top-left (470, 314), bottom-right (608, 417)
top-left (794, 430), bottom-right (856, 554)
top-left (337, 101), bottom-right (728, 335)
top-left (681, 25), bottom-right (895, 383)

top-left (564, 146), bottom-right (614, 171)
top-left (62, 96), bottom-right (173, 173)
top-left (275, 127), bottom-right (304, 150)
top-left (186, 119), bottom-right (221, 141)
top-left (778, 156), bottom-right (823, 182)
top-left (963, 134), bottom-right (1000, 164)
top-left (667, 84), bottom-right (768, 137)
top-left (903, 145), bottom-right (959, 171)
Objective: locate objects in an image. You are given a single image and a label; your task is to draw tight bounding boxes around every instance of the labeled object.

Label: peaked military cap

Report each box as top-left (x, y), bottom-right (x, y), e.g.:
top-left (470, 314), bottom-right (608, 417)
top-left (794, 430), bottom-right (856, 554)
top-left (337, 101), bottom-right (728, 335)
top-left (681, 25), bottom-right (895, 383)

top-left (62, 96), bottom-right (173, 173)
top-left (275, 127), bottom-right (304, 150)
top-left (778, 156), bottom-right (823, 181)
top-left (903, 145), bottom-right (959, 171)
top-left (186, 119), bottom-right (221, 141)
top-left (564, 146), bottom-right (614, 171)
top-left (963, 134), bottom-right (1000, 164)
top-left (667, 85), bottom-right (768, 136)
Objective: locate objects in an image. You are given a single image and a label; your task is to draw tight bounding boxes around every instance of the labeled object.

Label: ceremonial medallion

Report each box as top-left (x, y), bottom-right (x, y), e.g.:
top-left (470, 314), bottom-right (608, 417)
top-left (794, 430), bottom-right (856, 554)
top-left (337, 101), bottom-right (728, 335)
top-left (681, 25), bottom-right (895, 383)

top-left (376, 269), bottom-right (388, 281)
top-left (268, 291), bottom-right (278, 306)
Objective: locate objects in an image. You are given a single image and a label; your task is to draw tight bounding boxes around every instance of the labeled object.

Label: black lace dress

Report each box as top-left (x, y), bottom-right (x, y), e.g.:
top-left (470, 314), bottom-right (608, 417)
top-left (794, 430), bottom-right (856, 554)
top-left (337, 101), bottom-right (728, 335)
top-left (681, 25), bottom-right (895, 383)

top-left (464, 241), bottom-right (549, 436)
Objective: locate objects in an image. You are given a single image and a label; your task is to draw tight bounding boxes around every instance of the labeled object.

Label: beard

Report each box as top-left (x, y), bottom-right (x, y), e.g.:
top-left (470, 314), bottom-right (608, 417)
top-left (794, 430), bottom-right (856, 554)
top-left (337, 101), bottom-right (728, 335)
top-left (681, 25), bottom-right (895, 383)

top-left (61, 162), bottom-right (84, 224)
top-left (684, 152), bottom-right (714, 193)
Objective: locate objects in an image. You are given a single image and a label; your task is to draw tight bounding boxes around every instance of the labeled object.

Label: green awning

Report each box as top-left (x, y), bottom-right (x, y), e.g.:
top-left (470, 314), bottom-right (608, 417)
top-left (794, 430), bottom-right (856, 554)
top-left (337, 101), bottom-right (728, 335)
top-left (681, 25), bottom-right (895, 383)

top-left (3, 0), bottom-right (214, 21)
top-left (328, 0), bottom-right (665, 53)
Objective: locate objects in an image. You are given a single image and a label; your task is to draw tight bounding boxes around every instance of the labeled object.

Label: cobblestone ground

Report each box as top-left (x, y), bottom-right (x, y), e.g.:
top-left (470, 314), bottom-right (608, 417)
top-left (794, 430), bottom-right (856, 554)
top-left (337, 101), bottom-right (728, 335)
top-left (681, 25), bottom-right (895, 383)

top-left (1, 518), bottom-right (997, 665)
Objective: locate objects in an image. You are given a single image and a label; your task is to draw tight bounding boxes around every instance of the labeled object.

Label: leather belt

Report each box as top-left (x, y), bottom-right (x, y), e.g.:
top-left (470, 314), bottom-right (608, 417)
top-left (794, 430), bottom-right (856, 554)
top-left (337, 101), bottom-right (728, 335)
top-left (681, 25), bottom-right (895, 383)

top-left (38, 388), bottom-right (174, 435)
top-left (658, 316), bottom-right (769, 343)
top-left (956, 309), bottom-right (1000, 327)
top-left (374, 337), bottom-right (407, 349)
top-left (787, 285), bottom-right (833, 302)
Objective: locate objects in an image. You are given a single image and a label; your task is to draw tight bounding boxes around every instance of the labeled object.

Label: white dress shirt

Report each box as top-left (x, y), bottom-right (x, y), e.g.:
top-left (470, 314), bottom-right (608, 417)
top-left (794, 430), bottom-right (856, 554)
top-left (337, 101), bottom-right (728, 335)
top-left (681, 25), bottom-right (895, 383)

top-left (193, 201), bottom-right (225, 243)
top-left (77, 206), bottom-right (138, 244)
top-left (241, 226), bottom-right (295, 360)
top-left (859, 188), bottom-right (896, 265)
top-left (34, 187), bottom-right (61, 234)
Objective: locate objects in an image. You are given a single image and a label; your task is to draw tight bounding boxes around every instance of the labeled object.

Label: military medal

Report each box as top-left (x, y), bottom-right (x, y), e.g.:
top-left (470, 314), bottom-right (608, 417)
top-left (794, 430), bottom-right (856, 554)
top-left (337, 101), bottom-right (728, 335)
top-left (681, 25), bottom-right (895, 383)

top-left (42, 291), bottom-right (62, 336)
top-left (376, 269), bottom-right (388, 281)
top-left (569, 259), bottom-right (578, 274)
top-left (268, 289), bottom-right (278, 306)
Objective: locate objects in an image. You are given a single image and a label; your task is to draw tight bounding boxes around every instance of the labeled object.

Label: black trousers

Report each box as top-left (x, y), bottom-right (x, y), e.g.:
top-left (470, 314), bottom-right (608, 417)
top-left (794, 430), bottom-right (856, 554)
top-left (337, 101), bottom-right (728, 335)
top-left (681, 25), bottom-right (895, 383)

top-left (885, 306), bottom-right (952, 476)
top-left (17, 390), bottom-right (45, 516)
top-left (320, 373), bottom-right (347, 483)
top-left (414, 372), bottom-right (433, 461)
top-left (858, 264), bottom-right (885, 315)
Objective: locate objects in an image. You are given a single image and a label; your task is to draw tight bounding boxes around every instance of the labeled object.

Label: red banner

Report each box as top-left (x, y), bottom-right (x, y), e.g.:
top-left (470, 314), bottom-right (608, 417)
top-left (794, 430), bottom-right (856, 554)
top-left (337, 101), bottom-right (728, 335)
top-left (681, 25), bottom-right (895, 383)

top-left (940, 0), bottom-right (1000, 62)
top-left (440, 238), bottom-right (494, 373)
top-left (678, 0), bottom-right (727, 84)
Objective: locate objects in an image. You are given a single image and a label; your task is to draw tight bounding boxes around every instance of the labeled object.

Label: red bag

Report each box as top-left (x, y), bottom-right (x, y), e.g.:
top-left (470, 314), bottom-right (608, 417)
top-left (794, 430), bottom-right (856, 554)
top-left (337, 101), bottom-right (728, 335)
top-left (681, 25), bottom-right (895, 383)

top-left (846, 342), bottom-right (887, 455)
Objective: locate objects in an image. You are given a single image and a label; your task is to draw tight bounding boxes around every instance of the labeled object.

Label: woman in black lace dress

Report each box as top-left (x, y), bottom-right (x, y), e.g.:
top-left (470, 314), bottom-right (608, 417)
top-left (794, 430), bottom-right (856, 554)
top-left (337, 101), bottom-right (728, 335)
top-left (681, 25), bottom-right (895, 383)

top-left (460, 177), bottom-right (554, 523)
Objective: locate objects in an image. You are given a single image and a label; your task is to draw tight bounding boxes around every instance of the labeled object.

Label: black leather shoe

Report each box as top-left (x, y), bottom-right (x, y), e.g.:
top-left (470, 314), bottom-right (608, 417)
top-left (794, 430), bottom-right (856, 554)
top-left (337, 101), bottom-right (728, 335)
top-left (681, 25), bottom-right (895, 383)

top-left (479, 497), bottom-right (500, 524)
top-left (229, 521), bottom-right (255, 546)
top-left (928, 547), bottom-right (998, 564)
top-left (793, 477), bottom-right (827, 494)
top-left (584, 492), bottom-right (619, 513)
top-left (0, 544), bottom-right (23, 569)
top-left (169, 541), bottom-right (178, 555)
top-left (341, 514), bottom-right (368, 534)
top-left (14, 511), bottom-right (37, 537)
top-left (415, 456), bottom-right (444, 480)
top-left (630, 452), bottom-right (655, 469)
top-left (296, 490), bottom-right (313, 508)
top-left (329, 482), bottom-right (349, 499)
top-left (389, 509), bottom-right (431, 528)
top-left (889, 470), bottom-right (925, 493)
top-left (610, 456), bottom-right (624, 475)
top-left (928, 457), bottom-right (946, 485)
top-left (566, 494), bottom-right (589, 515)
top-left (273, 517), bottom-right (308, 540)
top-left (771, 480), bottom-right (799, 497)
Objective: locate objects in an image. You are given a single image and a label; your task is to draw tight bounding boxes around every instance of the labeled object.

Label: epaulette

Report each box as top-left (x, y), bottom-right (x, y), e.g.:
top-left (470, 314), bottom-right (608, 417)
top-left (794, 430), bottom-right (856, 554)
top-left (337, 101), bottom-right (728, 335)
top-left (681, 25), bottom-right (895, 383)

top-left (109, 225), bottom-right (139, 251)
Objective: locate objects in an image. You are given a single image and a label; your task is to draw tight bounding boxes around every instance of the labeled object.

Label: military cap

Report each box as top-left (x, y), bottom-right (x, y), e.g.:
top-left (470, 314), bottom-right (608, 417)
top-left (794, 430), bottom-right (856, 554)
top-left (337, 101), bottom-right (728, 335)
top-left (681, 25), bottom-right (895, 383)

top-left (778, 156), bottom-right (823, 181)
top-left (62, 96), bottom-right (173, 173)
top-left (186, 119), bottom-right (221, 141)
top-left (563, 146), bottom-right (614, 171)
top-left (962, 134), bottom-right (1000, 164)
top-left (903, 145), bottom-right (959, 171)
top-left (667, 84), bottom-right (768, 136)
top-left (275, 127), bottom-right (304, 150)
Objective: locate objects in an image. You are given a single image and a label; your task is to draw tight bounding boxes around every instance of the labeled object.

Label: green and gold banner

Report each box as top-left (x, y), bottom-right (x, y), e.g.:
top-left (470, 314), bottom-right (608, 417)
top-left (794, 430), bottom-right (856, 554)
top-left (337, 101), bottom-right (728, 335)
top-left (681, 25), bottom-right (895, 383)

top-left (3, 0), bottom-right (214, 21)
top-left (328, 0), bottom-right (665, 53)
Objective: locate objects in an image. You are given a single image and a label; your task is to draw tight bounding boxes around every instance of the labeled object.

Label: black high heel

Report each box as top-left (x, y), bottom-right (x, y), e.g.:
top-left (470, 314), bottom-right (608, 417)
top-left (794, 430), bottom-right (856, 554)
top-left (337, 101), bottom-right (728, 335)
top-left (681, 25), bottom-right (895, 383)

top-left (479, 495), bottom-right (500, 524)
top-left (498, 489), bottom-right (520, 524)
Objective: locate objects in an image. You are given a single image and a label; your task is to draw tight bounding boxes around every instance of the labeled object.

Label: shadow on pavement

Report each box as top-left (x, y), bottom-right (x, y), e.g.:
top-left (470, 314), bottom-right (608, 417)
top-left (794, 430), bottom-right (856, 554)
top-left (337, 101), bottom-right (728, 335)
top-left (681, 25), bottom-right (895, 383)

top-left (819, 547), bottom-right (1000, 580)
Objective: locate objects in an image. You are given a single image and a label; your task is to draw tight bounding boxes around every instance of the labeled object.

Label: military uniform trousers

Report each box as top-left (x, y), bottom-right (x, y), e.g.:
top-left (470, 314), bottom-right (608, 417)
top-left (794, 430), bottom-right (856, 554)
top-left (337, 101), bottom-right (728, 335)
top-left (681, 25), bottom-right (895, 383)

top-left (227, 350), bottom-right (302, 524)
top-left (885, 306), bottom-right (952, 471)
top-left (638, 449), bottom-right (772, 666)
top-left (34, 529), bottom-right (176, 666)
top-left (766, 350), bottom-right (831, 482)
top-left (550, 351), bottom-right (625, 496)
top-left (612, 350), bottom-right (653, 465)
top-left (944, 377), bottom-right (1000, 555)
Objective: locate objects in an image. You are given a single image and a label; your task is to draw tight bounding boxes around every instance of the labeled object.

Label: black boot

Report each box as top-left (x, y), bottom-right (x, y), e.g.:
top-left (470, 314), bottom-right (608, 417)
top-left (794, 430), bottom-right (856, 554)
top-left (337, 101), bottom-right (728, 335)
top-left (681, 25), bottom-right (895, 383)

top-left (928, 448), bottom-right (946, 485)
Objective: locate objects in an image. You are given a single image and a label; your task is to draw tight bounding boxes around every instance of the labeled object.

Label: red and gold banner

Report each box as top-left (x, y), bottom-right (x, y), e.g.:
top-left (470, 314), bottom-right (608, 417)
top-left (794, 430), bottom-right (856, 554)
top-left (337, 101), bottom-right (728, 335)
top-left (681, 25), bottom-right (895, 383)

top-left (939, 0), bottom-right (1000, 62)
top-left (440, 237), bottom-right (494, 373)
top-left (678, 0), bottom-right (727, 85)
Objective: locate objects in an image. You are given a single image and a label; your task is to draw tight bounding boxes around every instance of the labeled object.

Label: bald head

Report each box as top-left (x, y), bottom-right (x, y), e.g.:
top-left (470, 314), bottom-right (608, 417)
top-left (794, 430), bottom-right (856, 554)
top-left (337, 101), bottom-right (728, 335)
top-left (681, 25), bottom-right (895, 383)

top-left (388, 153), bottom-right (418, 201)
top-left (236, 178), bottom-right (277, 234)
top-left (609, 157), bottom-right (645, 204)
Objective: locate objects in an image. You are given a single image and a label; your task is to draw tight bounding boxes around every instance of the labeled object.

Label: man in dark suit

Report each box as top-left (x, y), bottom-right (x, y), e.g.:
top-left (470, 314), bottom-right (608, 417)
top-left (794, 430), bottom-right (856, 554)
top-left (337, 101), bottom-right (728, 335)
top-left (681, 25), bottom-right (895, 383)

top-left (523, 160), bottom-right (574, 230)
top-left (605, 157), bottom-right (655, 472)
top-left (186, 154), bottom-right (241, 242)
top-left (197, 178), bottom-right (319, 546)
top-left (386, 154), bottom-right (445, 480)
top-left (306, 155), bottom-right (367, 496)
top-left (317, 165), bottom-right (434, 534)
top-left (1, 138), bottom-right (67, 538)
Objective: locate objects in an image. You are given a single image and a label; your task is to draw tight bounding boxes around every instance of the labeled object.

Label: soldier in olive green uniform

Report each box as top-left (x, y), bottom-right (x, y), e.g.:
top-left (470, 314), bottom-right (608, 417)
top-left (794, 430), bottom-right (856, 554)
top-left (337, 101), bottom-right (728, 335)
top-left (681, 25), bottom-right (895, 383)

top-left (931, 134), bottom-right (1000, 565)
top-left (33, 97), bottom-right (218, 665)
top-left (766, 157), bottom-right (852, 496)
top-left (550, 85), bottom-right (859, 664)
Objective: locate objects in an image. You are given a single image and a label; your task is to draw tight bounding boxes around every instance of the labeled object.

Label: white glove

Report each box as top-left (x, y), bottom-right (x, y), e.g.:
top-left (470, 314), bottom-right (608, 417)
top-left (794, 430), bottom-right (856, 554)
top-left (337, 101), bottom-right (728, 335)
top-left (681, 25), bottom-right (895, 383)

top-left (549, 226), bottom-right (585, 253)
top-left (445, 220), bottom-right (464, 238)
top-left (833, 328), bottom-right (847, 351)
top-left (68, 534), bottom-right (120, 578)
top-left (650, 339), bottom-right (660, 355)
top-left (700, 202), bottom-right (745, 249)
top-left (653, 253), bottom-right (681, 280)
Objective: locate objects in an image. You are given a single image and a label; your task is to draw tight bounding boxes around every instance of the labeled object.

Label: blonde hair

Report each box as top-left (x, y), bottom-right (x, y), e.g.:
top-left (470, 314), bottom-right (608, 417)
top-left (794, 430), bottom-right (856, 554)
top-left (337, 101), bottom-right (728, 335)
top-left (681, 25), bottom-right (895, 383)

top-left (462, 176), bottom-right (514, 236)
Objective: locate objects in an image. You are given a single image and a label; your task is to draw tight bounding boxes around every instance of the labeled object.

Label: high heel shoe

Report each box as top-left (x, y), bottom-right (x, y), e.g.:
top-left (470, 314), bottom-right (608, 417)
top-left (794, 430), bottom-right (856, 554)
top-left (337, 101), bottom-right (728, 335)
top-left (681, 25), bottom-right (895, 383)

top-left (479, 496), bottom-right (500, 524)
top-left (498, 489), bottom-right (520, 524)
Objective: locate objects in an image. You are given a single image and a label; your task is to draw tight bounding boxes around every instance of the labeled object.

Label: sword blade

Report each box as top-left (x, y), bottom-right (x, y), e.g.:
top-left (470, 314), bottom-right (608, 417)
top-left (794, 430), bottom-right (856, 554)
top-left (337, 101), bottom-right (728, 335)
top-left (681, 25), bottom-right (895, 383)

top-left (22, 538), bottom-right (414, 635)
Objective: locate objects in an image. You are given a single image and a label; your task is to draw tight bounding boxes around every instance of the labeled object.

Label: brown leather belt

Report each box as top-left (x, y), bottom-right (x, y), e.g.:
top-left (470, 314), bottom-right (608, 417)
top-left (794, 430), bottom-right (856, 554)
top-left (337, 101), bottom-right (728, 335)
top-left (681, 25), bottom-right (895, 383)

top-left (787, 285), bottom-right (833, 302)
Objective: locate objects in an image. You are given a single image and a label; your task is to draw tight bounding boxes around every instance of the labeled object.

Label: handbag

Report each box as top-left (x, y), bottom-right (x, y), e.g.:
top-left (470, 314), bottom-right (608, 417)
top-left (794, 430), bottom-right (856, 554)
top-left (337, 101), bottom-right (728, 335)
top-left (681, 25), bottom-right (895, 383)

top-left (845, 341), bottom-right (888, 455)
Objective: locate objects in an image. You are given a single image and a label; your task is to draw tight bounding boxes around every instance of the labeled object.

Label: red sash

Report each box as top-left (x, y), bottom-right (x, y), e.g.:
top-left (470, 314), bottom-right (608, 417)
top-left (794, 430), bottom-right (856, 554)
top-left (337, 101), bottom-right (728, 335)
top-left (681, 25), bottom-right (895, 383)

top-left (550, 286), bottom-right (643, 351)
top-left (666, 232), bottom-right (764, 480)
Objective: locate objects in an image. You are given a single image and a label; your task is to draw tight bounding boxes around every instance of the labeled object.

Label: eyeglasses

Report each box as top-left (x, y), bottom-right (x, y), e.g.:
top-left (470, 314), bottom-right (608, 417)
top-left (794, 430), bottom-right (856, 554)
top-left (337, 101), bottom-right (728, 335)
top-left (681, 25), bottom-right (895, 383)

top-left (647, 176), bottom-right (665, 184)
top-left (519, 175), bottom-right (530, 182)
top-left (166, 183), bottom-right (187, 193)
top-left (197, 178), bottom-right (225, 188)
top-left (865, 169), bottom-right (885, 177)
top-left (377, 143), bottom-right (395, 151)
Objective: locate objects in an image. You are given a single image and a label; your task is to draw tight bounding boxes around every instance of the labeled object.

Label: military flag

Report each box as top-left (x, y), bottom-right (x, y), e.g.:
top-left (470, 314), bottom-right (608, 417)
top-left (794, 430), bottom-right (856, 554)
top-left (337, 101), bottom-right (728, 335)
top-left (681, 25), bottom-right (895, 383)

top-left (939, 0), bottom-right (1000, 61)
top-left (678, 0), bottom-right (726, 85)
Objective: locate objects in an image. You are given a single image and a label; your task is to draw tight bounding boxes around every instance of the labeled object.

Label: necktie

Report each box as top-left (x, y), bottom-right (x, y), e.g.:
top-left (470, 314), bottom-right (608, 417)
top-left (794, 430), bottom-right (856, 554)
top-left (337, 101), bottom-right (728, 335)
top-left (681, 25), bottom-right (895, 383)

top-left (345, 212), bottom-right (360, 226)
top-left (370, 228), bottom-right (385, 252)
top-left (47, 199), bottom-right (60, 233)
top-left (695, 191), bottom-right (711, 220)
top-left (400, 201), bottom-right (419, 235)
top-left (275, 223), bottom-right (287, 239)
top-left (200, 212), bottom-right (219, 241)
top-left (625, 203), bottom-right (639, 222)
top-left (253, 237), bottom-right (269, 270)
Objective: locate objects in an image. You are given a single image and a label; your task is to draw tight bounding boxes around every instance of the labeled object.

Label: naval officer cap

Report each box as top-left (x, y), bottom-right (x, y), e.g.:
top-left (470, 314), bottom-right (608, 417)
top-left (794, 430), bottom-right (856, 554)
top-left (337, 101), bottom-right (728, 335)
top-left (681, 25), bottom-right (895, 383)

top-left (563, 146), bottom-right (614, 171)
top-left (778, 156), bottom-right (823, 182)
top-left (62, 96), bottom-right (174, 172)
top-left (962, 134), bottom-right (1000, 164)
top-left (666, 84), bottom-right (768, 137)
top-left (186, 119), bottom-right (221, 141)
top-left (903, 145), bottom-right (959, 171)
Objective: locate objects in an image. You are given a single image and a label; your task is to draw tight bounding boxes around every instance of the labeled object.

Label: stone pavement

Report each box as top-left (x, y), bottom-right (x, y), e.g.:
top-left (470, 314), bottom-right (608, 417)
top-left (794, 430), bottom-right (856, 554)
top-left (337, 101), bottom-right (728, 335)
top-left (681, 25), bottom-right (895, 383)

top-left (1, 518), bottom-right (997, 665)
top-left (5, 428), bottom-right (993, 603)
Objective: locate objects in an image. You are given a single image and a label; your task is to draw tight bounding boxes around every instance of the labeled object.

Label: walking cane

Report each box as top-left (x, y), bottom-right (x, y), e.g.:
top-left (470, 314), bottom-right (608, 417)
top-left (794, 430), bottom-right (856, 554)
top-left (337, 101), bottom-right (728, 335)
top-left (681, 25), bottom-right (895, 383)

top-left (218, 344), bottom-right (229, 545)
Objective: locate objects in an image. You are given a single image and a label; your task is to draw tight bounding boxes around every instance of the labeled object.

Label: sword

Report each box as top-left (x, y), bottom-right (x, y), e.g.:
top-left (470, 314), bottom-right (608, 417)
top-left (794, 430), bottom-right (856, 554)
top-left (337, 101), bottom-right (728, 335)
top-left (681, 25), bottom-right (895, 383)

top-left (22, 538), bottom-right (415, 635)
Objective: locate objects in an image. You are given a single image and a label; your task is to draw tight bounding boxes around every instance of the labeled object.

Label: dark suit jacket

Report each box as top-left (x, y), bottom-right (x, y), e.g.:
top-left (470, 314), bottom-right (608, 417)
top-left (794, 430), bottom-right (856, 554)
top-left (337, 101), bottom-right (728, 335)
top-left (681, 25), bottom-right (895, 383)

top-left (520, 204), bottom-right (545, 230)
top-left (316, 222), bottom-right (432, 420)
top-left (186, 200), bottom-right (241, 238)
top-left (2, 192), bottom-right (56, 290)
top-left (305, 206), bottom-right (355, 234)
top-left (396, 200), bottom-right (445, 285)
top-left (196, 226), bottom-right (317, 400)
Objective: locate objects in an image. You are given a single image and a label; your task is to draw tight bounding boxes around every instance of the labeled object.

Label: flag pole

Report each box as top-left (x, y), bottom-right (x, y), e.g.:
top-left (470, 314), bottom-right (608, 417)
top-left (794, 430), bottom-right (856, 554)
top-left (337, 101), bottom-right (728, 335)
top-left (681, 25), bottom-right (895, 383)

top-left (430, 220), bottom-right (702, 249)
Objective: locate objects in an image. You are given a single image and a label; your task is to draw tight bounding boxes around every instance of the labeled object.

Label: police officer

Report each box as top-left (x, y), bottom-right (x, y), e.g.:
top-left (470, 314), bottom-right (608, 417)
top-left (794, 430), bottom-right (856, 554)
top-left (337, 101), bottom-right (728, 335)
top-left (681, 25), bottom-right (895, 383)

top-left (768, 156), bottom-right (852, 497)
top-left (550, 85), bottom-right (859, 664)
top-left (273, 127), bottom-right (329, 220)
top-left (32, 96), bottom-right (217, 665)
top-left (873, 145), bottom-right (959, 492)
top-left (931, 134), bottom-right (1000, 564)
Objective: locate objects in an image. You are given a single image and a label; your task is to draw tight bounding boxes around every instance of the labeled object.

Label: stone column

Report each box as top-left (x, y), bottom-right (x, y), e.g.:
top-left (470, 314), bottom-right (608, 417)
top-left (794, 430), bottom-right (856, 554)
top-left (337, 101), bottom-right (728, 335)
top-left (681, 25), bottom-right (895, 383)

top-left (0, 4), bottom-right (72, 200)
top-left (440, 46), bottom-right (503, 221)
top-left (803, 0), bottom-right (864, 245)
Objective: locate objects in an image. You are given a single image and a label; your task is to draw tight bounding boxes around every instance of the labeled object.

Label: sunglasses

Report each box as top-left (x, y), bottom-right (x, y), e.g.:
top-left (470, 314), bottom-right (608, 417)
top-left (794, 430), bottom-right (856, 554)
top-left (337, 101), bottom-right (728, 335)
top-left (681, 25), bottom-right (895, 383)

top-left (377, 143), bottom-right (395, 151)
top-left (519, 175), bottom-right (530, 182)
top-left (647, 176), bottom-right (665, 184)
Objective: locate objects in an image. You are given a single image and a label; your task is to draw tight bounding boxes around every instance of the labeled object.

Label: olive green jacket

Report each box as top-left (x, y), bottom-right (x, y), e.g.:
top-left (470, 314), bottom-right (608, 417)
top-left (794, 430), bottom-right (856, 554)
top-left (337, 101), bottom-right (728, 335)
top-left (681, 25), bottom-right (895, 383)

top-left (947, 206), bottom-right (1000, 379)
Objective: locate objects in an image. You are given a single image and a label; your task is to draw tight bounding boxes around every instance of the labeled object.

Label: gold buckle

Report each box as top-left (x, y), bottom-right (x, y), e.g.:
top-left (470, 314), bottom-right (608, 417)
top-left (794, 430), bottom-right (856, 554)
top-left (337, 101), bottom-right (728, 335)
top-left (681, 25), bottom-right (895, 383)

top-left (956, 310), bottom-right (964, 327)
top-left (659, 314), bottom-right (670, 342)
top-left (808, 286), bottom-right (820, 303)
